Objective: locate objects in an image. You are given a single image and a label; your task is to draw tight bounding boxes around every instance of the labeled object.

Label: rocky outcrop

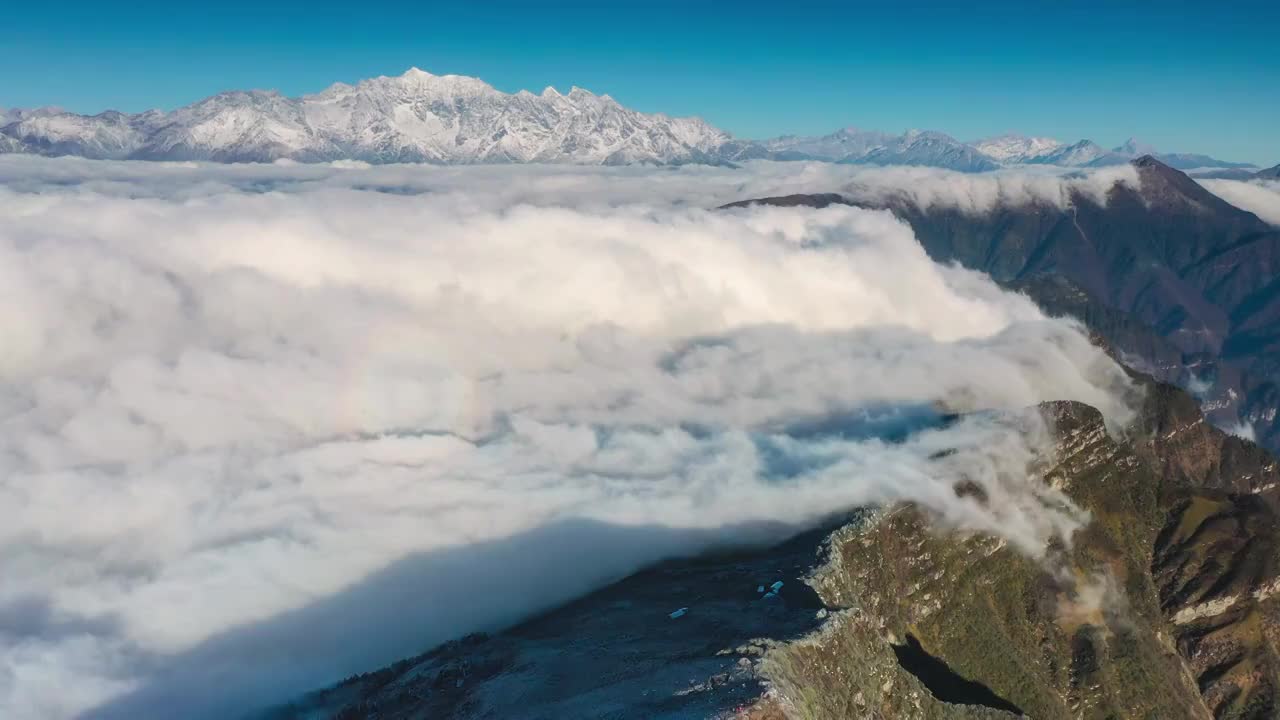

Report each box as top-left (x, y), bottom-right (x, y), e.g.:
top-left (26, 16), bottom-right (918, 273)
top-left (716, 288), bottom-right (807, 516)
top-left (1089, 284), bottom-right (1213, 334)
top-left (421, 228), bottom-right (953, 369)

top-left (773, 392), bottom-right (1279, 720)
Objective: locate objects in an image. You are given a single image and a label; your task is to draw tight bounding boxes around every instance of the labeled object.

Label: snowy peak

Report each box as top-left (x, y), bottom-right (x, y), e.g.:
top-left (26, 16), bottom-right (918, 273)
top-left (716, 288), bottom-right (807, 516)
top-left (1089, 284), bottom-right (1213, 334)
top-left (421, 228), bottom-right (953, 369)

top-left (0, 68), bottom-right (731, 166)
top-left (857, 129), bottom-right (1001, 172)
top-left (0, 69), bottom-right (1258, 170)
top-left (743, 126), bottom-right (1244, 173)
top-left (381, 67), bottom-right (498, 97)
top-left (1024, 139), bottom-right (1128, 167)
top-left (748, 127), bottom-right (998, 171)
top-left (2, 108), bottom-right (156, 159)
top-left (971, 133), bottom-right (1063, 163)
top-left (968, 135), bottom-right (1252, 170)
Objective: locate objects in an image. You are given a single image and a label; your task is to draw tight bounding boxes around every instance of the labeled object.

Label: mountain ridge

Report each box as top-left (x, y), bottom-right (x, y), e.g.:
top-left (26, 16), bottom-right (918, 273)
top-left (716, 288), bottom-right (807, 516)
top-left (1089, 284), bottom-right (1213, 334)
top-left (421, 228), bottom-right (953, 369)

top-left (0, 69), bottom-right (1265, 170)
top-left (1, 68), bottom-right (733, 166)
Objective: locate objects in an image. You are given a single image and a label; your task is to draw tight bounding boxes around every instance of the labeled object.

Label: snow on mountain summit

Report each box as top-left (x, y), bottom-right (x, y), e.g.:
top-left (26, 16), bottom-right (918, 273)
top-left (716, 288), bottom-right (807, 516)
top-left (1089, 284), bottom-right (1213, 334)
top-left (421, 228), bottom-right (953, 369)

top-left (971, 134), bottom-right (1064, 163)
top-left (857, 129), bottom-right (1001, 172)
top-left (741, 126), bottom-right (999, 171)
top-left (1027, 139), bottom-right (1130, 167)
top-left (0, 68), bottom-right (731, 165)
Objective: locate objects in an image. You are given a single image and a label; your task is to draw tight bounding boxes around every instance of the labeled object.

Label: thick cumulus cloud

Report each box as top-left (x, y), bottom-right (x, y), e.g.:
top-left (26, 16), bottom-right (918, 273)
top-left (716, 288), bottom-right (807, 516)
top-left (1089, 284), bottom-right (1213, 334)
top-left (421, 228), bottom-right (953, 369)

top-left (1200, 178), bottom-right (1280, 226)
top-left (0, 157), bottom-right (1138, 719)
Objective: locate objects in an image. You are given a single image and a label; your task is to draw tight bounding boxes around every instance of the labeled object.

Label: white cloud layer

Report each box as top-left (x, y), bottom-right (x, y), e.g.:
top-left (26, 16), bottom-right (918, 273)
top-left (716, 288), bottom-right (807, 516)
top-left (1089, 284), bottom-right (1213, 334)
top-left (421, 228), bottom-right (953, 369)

top-left (0, 154), bottom-right (1139, 213)
top-left (1199, 178), bottom-right (1280, 226)
top-left (0, 157), bottom-right (1138, 719)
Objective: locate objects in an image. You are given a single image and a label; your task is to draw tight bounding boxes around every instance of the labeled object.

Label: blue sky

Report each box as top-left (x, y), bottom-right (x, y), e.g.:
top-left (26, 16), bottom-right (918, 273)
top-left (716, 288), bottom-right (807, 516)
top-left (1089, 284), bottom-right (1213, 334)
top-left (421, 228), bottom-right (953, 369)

top-left (2, 0), bottom-right (1276, 164)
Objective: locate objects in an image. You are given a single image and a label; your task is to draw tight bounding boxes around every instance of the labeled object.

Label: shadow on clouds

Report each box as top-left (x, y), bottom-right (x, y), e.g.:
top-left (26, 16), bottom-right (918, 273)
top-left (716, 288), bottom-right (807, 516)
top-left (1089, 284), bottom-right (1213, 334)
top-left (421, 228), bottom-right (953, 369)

top-left (81, 517), bottom-right (811, 720)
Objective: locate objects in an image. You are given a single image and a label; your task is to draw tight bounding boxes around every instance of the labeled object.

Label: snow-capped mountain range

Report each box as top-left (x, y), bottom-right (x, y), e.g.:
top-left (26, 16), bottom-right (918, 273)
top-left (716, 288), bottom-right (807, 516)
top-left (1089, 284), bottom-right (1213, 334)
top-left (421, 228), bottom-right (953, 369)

top-left (969, 134), bottom-right (1064, 164)
top-left (969, 135), bottom-right (1257, 170)
top-left (0, 69), bottom-right (731, 165)
top-left (0, 68), bottom-right (1261, 171)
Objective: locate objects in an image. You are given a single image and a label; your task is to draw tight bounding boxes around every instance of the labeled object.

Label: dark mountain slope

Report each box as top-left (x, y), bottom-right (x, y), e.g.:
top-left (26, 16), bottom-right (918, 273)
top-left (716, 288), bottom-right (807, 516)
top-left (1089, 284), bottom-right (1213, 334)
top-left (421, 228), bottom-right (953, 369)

top-left (722, 157), bottom-right (1280, 453)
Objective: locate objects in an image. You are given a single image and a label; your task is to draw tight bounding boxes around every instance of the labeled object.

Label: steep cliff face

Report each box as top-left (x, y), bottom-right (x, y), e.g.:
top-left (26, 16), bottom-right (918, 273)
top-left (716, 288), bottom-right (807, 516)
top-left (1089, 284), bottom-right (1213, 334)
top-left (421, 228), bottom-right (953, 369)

top-left (265, 378), bottom-right (1280, 720)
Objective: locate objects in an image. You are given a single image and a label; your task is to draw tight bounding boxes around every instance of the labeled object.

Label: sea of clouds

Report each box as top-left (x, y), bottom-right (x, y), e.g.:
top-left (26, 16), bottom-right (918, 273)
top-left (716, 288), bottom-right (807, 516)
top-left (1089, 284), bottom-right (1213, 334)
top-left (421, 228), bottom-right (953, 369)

top-left (0, 157), bottom-right (1143, 719)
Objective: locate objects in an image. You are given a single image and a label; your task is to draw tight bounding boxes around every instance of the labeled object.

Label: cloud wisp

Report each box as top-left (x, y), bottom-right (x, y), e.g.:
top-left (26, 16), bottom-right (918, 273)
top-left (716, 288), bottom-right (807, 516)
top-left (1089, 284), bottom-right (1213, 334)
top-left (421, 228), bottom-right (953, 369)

top-left (0, 158), bottom-right (1138, 719)
top-left (1199, 178), bottom-right (1280, 226)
